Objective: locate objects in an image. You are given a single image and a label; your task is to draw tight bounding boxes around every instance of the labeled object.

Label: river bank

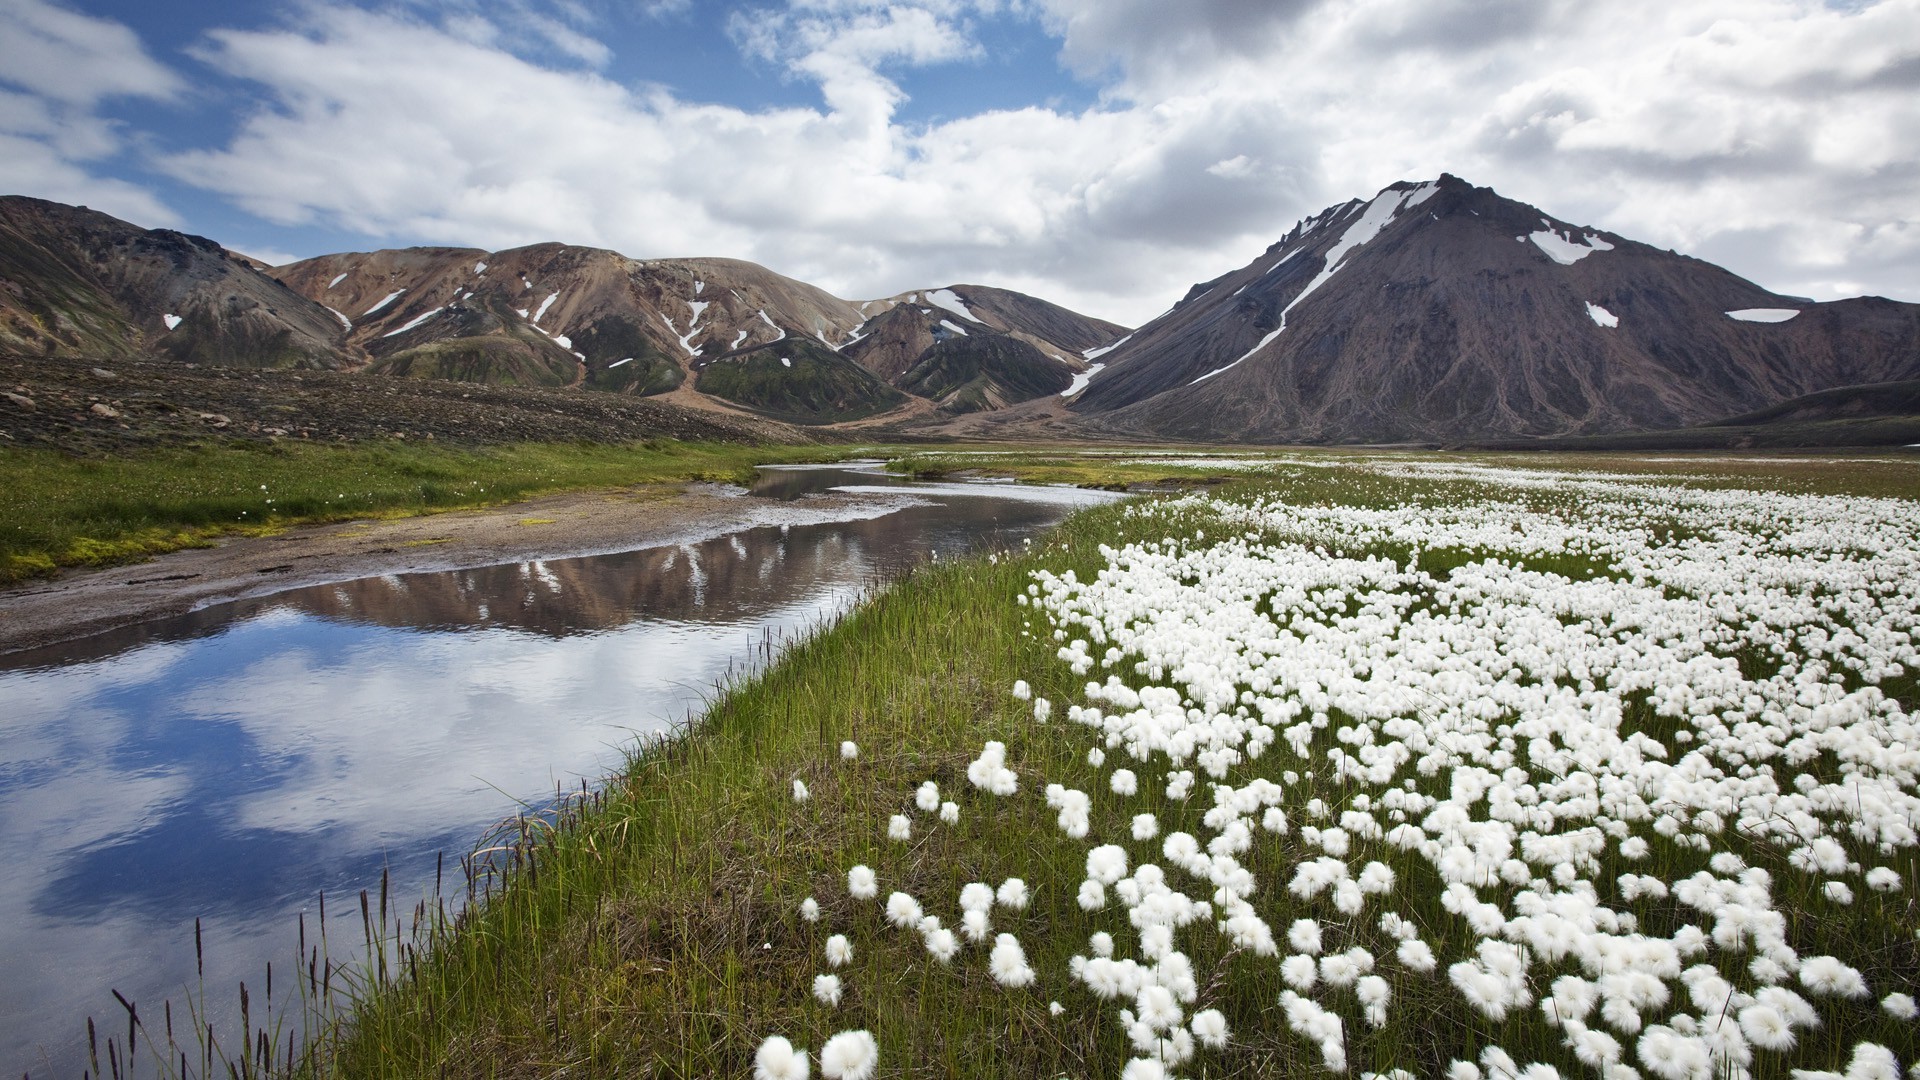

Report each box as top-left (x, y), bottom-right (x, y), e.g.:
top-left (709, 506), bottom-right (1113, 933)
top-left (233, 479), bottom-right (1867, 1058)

top-left (0, 478), bottom-right (904, 655)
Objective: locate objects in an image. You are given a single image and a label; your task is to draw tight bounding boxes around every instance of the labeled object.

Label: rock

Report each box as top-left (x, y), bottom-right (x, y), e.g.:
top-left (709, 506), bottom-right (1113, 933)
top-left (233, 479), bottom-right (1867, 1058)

top-left (4, 392), bottom-right (34, 411)
top-left (90, 402), bottom-right (122, 418)
top-left (199, 412), bottom-right (232, 428)
top-left (91, 367), bottom-right (117, 379)
top-left (263, 427), bottom-right (288, 436)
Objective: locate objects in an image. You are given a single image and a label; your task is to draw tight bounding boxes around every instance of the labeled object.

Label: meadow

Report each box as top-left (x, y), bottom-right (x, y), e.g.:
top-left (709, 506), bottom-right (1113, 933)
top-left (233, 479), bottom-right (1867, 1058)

top-left (96, 450), bottom-right (1920, 1080)
top-left (0, 440), bottom-right (848, 585)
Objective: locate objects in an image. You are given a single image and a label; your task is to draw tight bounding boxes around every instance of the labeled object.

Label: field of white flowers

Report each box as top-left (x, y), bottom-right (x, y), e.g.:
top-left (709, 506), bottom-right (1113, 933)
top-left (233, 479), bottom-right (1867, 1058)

top-left (767, 458), bottom-right (1919, 1080)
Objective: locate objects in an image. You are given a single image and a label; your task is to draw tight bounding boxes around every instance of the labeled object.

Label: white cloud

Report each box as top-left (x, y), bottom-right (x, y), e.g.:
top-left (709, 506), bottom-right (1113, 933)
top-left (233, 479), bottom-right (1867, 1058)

top-left (0, 0), bottom-right (182, 105)
top-left (137, 0), bottom-right (1920, 323)
top-left (0, 0), bottom-right (182, 227)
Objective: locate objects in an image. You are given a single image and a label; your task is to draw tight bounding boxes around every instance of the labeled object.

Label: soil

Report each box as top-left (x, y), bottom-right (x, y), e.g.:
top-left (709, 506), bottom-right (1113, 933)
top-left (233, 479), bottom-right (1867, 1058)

top-left (0, 481), bottom-right (909, 655)
top-left (0, 351), bottom-right (813, 453)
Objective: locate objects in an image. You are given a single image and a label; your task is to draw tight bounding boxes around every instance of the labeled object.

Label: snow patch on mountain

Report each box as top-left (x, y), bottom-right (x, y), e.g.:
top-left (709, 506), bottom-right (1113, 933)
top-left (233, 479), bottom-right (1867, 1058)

top-left (939, 319), bottom-right (969, 337)
top-left (925, 288), bottom-right (977, 324)
top-left (1061, 362), bottom-right (1106, 397)
top-left (327, 272), bottom-right (347, 289)
top-left (609, 357), bottom-right (633, 368)
top-left (324, 306), bottom-right (352, 330)
top-left (1528, 228), bottom-right (1614, 266)
top-left (1585, 302), bottom-right (1619, 328)
top-left (1084, 333), bottom-right (1132, 361)
top-left (383, 307), bottom-right (444, 337)
top-left (363, 290), bottom-right (405, 316)
top-left (162, 314), bottom-right (181, 330)
top-left (533, 291), bottom-right (560, 325)
top-left (757, 310), bottom-right (786, 342)
top-left (1727, 308), bottom-right (1802, 323)
top-left (473, 261), bottom-right (487, 275)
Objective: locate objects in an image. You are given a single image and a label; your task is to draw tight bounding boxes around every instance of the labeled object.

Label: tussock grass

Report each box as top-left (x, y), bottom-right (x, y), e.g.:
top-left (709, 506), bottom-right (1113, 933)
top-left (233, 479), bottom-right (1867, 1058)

top-left (0, 440), bottom-right (847, 585)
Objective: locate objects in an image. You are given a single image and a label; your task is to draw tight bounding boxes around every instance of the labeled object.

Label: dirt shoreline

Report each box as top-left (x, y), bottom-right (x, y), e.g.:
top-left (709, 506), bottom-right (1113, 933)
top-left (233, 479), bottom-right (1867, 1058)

top-left (0, 481), bottom-right (915, 656)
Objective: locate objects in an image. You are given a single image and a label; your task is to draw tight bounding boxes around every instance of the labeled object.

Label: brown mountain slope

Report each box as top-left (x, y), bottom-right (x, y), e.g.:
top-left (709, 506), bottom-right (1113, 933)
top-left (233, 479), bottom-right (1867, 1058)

top-left (1070, 174), bottom-right (1920, 443)
top-left (0, 197), bottom-right (351, 368)
top-left (846, 285), bottom-right (1125, 413)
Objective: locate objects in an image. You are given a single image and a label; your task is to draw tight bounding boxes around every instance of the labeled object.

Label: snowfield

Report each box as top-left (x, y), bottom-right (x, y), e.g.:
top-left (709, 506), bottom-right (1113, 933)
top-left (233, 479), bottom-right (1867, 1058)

top-left (775, 458), bottom-right (1919, 1080)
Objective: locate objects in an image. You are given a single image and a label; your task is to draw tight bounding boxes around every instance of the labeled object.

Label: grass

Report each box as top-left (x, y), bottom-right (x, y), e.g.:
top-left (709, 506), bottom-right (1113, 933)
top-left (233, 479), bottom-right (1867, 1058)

top-left (83, 449), bottom-right (1920, 1079)
top-left (0, 439), bottom-right (853, 585)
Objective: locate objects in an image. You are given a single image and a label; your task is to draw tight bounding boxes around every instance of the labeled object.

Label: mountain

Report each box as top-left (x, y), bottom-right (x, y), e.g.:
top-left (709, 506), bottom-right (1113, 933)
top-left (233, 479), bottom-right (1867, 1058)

top-left (0, 196), bottom-right (351, 368)
top-left (845, 286), bottom-right (1125, 413)
top-left (1067, 174), bottom-right (1920, 444)
top-left (272, 250), bottom-right (1124, 424)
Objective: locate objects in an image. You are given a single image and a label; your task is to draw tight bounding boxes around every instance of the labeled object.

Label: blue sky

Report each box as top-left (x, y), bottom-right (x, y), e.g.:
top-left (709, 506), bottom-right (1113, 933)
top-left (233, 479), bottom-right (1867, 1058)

top-left (3, 0), bottom-right (1917, 324)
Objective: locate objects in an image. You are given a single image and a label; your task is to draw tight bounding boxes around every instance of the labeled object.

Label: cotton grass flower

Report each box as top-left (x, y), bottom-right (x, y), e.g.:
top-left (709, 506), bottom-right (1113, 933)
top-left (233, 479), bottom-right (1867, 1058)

top-left (885, 892), bottom-right (922, 929)
top-left (915, 780), bottom-right (939, 812)
top-left (813, 973), bottom-right (843, 1007)
top-left (1190, 1007), bottom-right (1229, 1049)
top-left (800, 897), bottom-right (820, 922)
top-left (1111, 768), bottom-right (1139, 796)
top-left (819, 1029), bottom-right (878, 1080)
top-left (996, 878), bottom-right (1029, 910)
top-left (990, 933), bottom-right (1035, 987)
top-left (887, 814), bottom-right (911, 842)
top-left (755, 1035), bottom-right (809, 1080)
top-left (824, 934), bottom-right (853, 968)
top-left (1132, 813), bottom-right (1159, 841)
top-left (847, 865), bottom-right (877, 900)
top-left (1881, 992), bottom-right (1917, 1019)
top-left (792, 779), bottom-right (810, 802)
top-left (839, 741), bottom-right (858, 761)
top-left (1799, 955), bottom-right (1870, 998)
top-left (938, 800), bottom-right (959, 823)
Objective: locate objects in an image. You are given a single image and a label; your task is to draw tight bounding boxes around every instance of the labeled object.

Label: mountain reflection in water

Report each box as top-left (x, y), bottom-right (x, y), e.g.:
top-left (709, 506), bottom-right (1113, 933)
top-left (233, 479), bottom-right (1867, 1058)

top-left (0, 464), bottom-right (1119, 1078)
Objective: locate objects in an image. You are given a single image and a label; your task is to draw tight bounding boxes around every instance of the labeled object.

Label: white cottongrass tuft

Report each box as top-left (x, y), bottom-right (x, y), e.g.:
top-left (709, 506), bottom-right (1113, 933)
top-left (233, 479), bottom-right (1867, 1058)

top-left (1190, 1007), bottom-right (1229, 1049)
top-left (1288, 918), bottom-right (1323, 955)
top-left (1077, 879), bottom-right (1107, 911)
top-left (792, 779), bottom-right (810, 802)
top-left (1132, 813), bottom-right (1159, 841)
top-left (813, 973), bottom-right (843, 1007)
top-left (938, 800), bottom-right (959, 823)
top-left (847, 865), bottom-right (877, 900)
top-left (1088, 747), bottom-right (1107, 767)
top-left (1882, 992), bottom-right (1918, 1019)
top-left (887, 814), bottom-right (911, 842)
top-left (924, 926), bottom-right (960, 963)
top-left (1034, 697), bottom-right (1052, 722)
top-left (800, 897), bottom-right (820, 922)
top-left (996, 878), bottom-right (1029, 910)
top-left (755, 1035), bottom-right (810, 1080)
top-left (990, 933), bottom-right (1036, 987)
top-left (839, 741), bottom-right (858, 761)
top-left (1050, 1000), bottom-right (1065, 1016)
top-left (885, 892), bottom-right (923, 929)
top-left (1824, 880), bottom-right (1855, 905)
top-left (1087, 844), bottom-right (1129, 884)
top-left (819, 1029), bottom-right (879, 1080)
top-left (824, 934), bottom-right (852, 968)
top-left (915, 780), bottom-right (939, 812)
top-left (961, 908), bottom-right (992, 943)
top-left (1865, 866), bottom-right (1902, 893)
top-left (960, 882), bottom-right (994, 913)
top-left (1799, 955), bottom-right (1870, 998)
top-left (1110, 768), bottom-right (1138, 796)
top-left (1011, 679), bottom-right (1030, 700)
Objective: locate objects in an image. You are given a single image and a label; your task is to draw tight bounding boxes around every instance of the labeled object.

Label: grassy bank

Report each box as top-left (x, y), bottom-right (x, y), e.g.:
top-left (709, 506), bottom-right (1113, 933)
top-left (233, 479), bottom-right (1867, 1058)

top-left (0, 440), bottom-right (851, 584)
top-left (287, 454), bottom-right (1920, 1080)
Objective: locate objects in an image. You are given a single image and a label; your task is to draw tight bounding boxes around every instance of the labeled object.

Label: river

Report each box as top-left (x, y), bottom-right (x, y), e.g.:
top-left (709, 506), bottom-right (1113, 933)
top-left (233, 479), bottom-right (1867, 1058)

top-left (0, 463), bottom-right (1121, 1078)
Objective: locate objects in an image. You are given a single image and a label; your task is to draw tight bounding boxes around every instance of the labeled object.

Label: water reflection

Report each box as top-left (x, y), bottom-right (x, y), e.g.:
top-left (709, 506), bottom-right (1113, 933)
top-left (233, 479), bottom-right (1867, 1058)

top-left (0, 466), bottom-right (1119, 1078)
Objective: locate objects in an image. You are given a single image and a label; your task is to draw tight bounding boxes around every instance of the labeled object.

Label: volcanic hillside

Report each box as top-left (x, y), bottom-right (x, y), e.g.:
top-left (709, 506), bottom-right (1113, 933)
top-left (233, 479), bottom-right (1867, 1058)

top-left (0, 196), bottom-right (350, 369)
top-left (273, 250), bottom-right (1123, 424)
top-left (1068, 174), bottom-right (1920, 444)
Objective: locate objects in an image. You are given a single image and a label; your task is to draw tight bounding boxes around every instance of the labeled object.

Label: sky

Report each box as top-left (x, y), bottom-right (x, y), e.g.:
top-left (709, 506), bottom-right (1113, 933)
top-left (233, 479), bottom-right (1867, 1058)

top-left (1, 0), bottom-right (1915, 326)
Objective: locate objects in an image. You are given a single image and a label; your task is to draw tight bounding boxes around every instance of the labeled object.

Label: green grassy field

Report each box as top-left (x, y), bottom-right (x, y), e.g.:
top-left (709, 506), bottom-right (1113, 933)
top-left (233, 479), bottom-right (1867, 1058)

top-left (0, 440), bottom-right (850, 585)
